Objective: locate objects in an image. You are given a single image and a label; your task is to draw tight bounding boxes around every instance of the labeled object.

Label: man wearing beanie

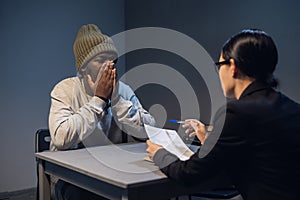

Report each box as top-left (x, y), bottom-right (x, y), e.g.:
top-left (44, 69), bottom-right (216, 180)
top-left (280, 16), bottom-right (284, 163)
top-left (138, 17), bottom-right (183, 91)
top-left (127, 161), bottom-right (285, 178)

top-left (48, 24), bottom-right (155, 200)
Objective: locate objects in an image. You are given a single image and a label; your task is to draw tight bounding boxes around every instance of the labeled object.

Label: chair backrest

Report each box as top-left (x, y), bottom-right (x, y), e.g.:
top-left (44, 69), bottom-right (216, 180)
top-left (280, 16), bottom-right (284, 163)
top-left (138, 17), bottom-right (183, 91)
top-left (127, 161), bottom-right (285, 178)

top-left (35, 129), bottom-right (51, 153)
top-left (35, 129), bottom-right (51, 200)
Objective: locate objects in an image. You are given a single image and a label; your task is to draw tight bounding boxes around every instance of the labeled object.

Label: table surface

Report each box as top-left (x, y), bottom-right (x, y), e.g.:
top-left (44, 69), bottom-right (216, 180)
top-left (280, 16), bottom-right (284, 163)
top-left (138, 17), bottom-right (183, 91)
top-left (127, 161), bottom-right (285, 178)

top-left (35, 142), bottom-right (177, 188)
top-left (36, 142), bottom-right (205, 200)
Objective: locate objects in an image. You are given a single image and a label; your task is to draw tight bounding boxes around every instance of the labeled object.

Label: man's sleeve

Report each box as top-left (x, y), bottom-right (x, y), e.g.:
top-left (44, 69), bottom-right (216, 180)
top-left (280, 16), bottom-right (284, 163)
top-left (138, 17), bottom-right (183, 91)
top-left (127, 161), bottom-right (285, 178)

top-left (111, 82), bottom-right (156, 138)
top-left (49, 79), bottom-right (108, 150)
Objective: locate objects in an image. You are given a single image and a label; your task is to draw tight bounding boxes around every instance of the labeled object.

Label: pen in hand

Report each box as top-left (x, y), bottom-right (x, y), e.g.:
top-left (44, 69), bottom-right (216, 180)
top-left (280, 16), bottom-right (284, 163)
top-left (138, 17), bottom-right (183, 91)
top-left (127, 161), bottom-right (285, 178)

top-left (184, 137), bottom-right (202, 145)
top-left (168, 119), bottom-right (205, 145)
top-left (168, 119), bottom-right (213, 132)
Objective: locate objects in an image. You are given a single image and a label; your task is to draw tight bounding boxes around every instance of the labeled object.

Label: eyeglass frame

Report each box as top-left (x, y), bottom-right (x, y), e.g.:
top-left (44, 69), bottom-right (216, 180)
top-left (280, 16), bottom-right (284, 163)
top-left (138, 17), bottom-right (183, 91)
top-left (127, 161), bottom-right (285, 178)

top-left (214, 59), bottom-right (230, 72)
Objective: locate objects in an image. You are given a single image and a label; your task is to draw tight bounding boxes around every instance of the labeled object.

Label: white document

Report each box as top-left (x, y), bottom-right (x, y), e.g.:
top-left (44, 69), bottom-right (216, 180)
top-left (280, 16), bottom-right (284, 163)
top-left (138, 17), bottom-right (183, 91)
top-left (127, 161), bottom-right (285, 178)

top-left (144, 124), bottom-right (194, 161)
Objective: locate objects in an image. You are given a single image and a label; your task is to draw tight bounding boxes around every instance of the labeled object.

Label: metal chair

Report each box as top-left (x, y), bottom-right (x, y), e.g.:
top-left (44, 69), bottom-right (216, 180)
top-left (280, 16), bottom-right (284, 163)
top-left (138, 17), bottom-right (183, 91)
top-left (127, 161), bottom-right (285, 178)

top-left (35, 129), bottom-right (51, 153)
top-left (188, 187), bottom-right (239, 199)
top-left (35, 129), bottom-right (51, 200)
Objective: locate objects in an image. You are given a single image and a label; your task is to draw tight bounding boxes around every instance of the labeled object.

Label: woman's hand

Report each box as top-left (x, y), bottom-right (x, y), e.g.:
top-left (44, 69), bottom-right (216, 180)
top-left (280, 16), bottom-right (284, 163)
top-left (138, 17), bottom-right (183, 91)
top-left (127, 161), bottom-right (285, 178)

top-left (182, 119), bottom-right (207, 144)
top-left (146, 140), bottom-right (163, 159)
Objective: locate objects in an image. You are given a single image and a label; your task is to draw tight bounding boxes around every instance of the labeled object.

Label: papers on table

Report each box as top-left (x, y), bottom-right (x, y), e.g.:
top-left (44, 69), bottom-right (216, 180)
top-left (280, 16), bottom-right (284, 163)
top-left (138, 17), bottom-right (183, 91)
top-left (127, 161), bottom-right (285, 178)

top-left (144, 124), bottom-right (194, 161)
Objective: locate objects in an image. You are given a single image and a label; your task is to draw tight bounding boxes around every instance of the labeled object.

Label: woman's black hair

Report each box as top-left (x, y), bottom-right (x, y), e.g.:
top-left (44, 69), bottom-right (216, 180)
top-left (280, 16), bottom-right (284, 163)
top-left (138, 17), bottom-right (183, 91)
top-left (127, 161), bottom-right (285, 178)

top-left (222, 29), bottom-right (279, 88)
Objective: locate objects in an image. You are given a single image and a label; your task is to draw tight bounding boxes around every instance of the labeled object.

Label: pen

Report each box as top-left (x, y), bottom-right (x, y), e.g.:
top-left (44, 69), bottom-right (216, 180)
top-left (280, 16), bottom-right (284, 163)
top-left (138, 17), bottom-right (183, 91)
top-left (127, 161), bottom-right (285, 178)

top-left (169, 119), bottom-right (213, 132)
top-left (169, 119), bottom-right (185, 124)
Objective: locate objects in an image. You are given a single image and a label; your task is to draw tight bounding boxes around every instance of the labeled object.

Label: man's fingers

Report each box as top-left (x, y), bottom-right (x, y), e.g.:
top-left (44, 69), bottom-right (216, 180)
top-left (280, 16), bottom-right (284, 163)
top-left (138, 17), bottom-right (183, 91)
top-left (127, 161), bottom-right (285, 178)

top-left (108, 61), bottom-right (115, 69)
top-left (99, 66), bottom-right (111, 83)
top-left (109, 68), bottom-right (114, 80)
top-left (112, 69), bottom-right (117, 88)
top-left (87, 74), bottom-right (95, 87)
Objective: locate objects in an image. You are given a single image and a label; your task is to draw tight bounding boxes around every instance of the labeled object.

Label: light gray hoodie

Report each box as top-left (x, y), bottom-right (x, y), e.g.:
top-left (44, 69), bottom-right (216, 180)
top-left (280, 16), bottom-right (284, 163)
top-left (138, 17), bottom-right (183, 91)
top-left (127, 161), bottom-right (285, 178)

top-left (48, 76), bottom-right (155, 151)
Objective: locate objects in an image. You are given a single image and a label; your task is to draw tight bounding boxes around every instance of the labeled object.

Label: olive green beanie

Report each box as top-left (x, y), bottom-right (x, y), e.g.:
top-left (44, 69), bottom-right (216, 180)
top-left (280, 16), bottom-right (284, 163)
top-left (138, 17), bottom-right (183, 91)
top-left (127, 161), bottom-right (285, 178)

top-left (73, 24), bottom-right (118, 70)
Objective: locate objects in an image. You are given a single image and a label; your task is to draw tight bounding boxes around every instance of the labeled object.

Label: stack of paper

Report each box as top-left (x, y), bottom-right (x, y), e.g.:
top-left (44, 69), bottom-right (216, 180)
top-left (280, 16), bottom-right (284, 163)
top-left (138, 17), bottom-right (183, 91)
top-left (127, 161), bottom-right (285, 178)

top-left (144, 124), bottom-right (194, 161)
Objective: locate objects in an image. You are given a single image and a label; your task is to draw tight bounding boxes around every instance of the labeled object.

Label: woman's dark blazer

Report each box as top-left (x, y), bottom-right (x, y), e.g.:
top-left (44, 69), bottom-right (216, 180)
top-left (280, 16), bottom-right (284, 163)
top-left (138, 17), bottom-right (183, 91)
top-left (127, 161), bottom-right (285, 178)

top-left (153, 81), bottom-right (300, 200)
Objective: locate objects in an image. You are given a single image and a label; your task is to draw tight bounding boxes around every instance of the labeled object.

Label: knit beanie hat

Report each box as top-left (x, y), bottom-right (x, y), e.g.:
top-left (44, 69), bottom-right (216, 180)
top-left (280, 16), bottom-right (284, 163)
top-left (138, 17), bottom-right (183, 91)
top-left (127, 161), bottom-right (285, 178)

top-left (73, 24), bottom-right (118, 71)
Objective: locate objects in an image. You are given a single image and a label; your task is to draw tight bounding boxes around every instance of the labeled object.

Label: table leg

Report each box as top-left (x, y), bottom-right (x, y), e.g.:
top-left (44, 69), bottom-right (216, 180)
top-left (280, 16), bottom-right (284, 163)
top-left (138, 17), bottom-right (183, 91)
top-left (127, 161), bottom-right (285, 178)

top-left (38, 159), bottom-right (50, 200)
top-left (121, 190), bottom-right (129, 200)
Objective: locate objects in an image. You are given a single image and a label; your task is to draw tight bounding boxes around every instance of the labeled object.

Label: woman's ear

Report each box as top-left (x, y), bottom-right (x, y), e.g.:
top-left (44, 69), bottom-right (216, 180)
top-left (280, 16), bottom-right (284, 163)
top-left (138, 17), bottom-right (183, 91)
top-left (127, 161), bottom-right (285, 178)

top-left (230, 59), bottom-right (239, 78)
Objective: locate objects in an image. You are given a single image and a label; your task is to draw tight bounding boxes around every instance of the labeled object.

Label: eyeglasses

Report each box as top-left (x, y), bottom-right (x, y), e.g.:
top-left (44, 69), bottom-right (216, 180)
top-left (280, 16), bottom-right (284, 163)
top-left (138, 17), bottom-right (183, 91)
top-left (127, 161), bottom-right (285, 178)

top-left (214, 60), bottom-right (230, 72)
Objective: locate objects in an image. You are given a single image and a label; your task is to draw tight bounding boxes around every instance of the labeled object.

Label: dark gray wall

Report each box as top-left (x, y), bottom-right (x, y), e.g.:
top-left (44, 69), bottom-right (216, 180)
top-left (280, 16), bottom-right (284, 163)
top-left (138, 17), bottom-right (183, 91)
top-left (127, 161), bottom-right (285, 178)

top-left (1, 0), bottom-right (300, 193)
top-left (0, 0), bottom-right (124, 192)
top-left (124, 0), bottom-right (300, 130)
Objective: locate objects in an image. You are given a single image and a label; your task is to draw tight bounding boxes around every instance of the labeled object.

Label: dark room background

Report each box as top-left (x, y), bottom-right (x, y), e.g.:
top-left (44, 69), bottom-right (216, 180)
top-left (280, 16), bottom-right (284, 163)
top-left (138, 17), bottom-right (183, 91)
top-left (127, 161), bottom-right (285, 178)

top-left (1, 0), bottom-right (299, 193)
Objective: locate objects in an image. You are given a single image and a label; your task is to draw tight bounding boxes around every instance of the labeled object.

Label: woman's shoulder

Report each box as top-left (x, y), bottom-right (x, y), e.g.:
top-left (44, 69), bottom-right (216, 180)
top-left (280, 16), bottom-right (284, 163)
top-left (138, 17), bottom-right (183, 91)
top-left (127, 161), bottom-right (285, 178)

top-left (225, 96), bottom-right (264, 116)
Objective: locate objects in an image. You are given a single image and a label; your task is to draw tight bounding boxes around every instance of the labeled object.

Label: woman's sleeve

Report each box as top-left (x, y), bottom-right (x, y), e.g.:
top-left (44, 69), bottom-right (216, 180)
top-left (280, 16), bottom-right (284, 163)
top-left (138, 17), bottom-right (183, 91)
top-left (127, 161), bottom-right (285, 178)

top-left (152, 104), bottom-right (247, 185)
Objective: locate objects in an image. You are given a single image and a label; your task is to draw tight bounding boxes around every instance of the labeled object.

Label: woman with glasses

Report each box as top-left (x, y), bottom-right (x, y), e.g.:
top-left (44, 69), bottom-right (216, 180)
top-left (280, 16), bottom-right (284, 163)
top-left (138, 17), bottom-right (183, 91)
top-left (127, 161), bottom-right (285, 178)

top-left (147, 29), bottom-right (300, 200)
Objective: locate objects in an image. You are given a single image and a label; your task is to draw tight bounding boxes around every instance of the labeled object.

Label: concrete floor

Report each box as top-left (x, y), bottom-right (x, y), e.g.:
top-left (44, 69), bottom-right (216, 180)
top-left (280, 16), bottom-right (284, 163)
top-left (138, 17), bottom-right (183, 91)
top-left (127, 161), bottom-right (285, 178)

top-left (0, 188), bottom-right (36, 200)
top-left (0, 188), bottom-right (243, 200)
